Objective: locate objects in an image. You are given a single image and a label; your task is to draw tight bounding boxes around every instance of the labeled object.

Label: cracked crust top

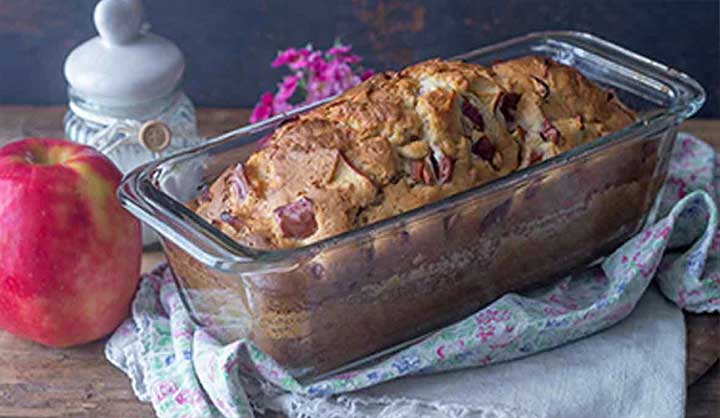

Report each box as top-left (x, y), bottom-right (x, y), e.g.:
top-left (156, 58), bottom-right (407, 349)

top-left (194, 56), bottom-right (636, 249)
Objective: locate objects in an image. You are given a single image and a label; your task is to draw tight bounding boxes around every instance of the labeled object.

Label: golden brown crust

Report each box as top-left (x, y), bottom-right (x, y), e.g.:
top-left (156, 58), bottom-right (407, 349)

top-left (194, 56), bottom-right (637, 249)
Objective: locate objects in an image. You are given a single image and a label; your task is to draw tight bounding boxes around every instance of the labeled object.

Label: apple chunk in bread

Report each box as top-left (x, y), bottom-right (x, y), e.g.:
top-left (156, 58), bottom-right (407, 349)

top-left (274, 197), bottom-right (318, 239)
top-left (322, 152), bottom-right (377, 227)
top-left (284, 151), bottom-right (377, 246)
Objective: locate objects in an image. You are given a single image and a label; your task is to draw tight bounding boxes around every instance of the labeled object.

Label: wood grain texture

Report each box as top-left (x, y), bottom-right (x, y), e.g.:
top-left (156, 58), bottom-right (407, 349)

top-left (0, 105), bottom-right (252, 142)
top-left (0, 107), bottom-right (716, 418)
top-left (688, 364), bottom-right (720, 418)
top-left (0, 335), bottom-right (155, 418)
top-left (686, 313), bottom-right (720, 385)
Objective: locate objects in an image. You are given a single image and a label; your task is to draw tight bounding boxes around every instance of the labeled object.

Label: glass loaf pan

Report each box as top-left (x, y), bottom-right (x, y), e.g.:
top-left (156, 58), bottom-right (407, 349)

top-left (118, 32), bottom-right (705, 380)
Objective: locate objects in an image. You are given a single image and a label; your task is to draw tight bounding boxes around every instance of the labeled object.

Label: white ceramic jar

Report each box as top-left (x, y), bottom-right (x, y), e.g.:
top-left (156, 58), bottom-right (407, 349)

top-left (63, 0), bottom-right (201, 246)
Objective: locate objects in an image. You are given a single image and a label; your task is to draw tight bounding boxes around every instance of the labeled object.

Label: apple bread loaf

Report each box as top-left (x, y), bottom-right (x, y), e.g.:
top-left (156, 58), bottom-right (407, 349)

top-left (194, 56), bottom-right (636, 249)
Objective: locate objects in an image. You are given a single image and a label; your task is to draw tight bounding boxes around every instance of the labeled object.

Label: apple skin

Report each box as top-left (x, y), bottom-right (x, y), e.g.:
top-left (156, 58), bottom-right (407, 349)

top-left (0, 138), bottom-right (142, 347)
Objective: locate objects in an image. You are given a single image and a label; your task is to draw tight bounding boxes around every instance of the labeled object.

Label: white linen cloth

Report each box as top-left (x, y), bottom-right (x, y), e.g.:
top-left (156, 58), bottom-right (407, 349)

top-left (270, 286), bottom-right (685, 418)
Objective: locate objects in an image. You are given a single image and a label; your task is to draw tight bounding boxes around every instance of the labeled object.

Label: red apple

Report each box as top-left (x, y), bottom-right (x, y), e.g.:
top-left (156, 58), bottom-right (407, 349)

top-left (0, 138), bottom-right (142, 347)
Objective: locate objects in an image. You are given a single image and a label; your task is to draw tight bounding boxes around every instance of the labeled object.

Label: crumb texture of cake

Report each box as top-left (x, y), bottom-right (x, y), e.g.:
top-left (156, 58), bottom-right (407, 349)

top-left (194, 56), bottom-right (636, 249)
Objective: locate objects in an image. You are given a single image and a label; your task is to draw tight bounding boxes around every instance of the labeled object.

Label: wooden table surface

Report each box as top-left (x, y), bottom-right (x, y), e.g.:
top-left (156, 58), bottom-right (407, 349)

top-left (0, 106), bottom-right (717, 418)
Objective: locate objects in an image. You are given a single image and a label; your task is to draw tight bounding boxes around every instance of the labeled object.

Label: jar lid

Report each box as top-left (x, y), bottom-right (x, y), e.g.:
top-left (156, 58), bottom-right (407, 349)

top-left (64, 0), bottom-right (185, 106)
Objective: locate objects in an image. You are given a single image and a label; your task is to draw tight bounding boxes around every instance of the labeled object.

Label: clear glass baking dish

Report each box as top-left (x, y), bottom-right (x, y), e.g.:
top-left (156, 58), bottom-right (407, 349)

top-left (118, 31), bottom-right (705, 380)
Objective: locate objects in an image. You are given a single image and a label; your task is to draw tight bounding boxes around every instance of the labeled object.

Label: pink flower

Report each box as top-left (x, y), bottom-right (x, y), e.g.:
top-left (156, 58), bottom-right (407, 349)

top-left (360, 69), bottom-right (375, 81)
top-left (252, 41), bottom-right (373, 125)
top-left (313, 58), bottom-right (358, 98)
top-left (288, 48), bottom-right (322, 70)
top-left (308, 57), bottom-right (330, 81)
top-left (305, 76), bottom-right (331, 103)
top-left (321, 58), bottom-right (343, 81)
top-left (341, 54), bottom-right (363, 64)
top-left (273, 74), bottom-right (303, 114)
top-left (275, 74), bottom-right (300, 103)
top-left (288, 48), bottom-right (315, 70)
top-left (250, 92), bottom-right (274, 123)
top-left (327, 44), bottom-right (352, 56)
top-left (272, 48), bottom-right (299, 68)
top-left (273, 100), bottom-right (293, 114)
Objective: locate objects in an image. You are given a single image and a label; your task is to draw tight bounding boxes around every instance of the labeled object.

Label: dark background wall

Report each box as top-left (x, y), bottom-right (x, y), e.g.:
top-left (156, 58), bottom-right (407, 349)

top-left (0, 0), bottom-right (718, 116)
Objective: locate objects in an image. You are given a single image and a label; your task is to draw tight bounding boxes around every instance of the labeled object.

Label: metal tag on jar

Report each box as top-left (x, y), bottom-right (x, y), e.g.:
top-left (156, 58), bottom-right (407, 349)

top-left (139, 120), bottom-right (171, 152)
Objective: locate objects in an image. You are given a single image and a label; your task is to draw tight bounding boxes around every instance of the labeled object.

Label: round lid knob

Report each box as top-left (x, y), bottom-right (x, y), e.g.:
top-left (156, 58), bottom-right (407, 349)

top-left (94, 0), bottom-right (144, 45)
top-left (64, 0), bottom-right (185, 107)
